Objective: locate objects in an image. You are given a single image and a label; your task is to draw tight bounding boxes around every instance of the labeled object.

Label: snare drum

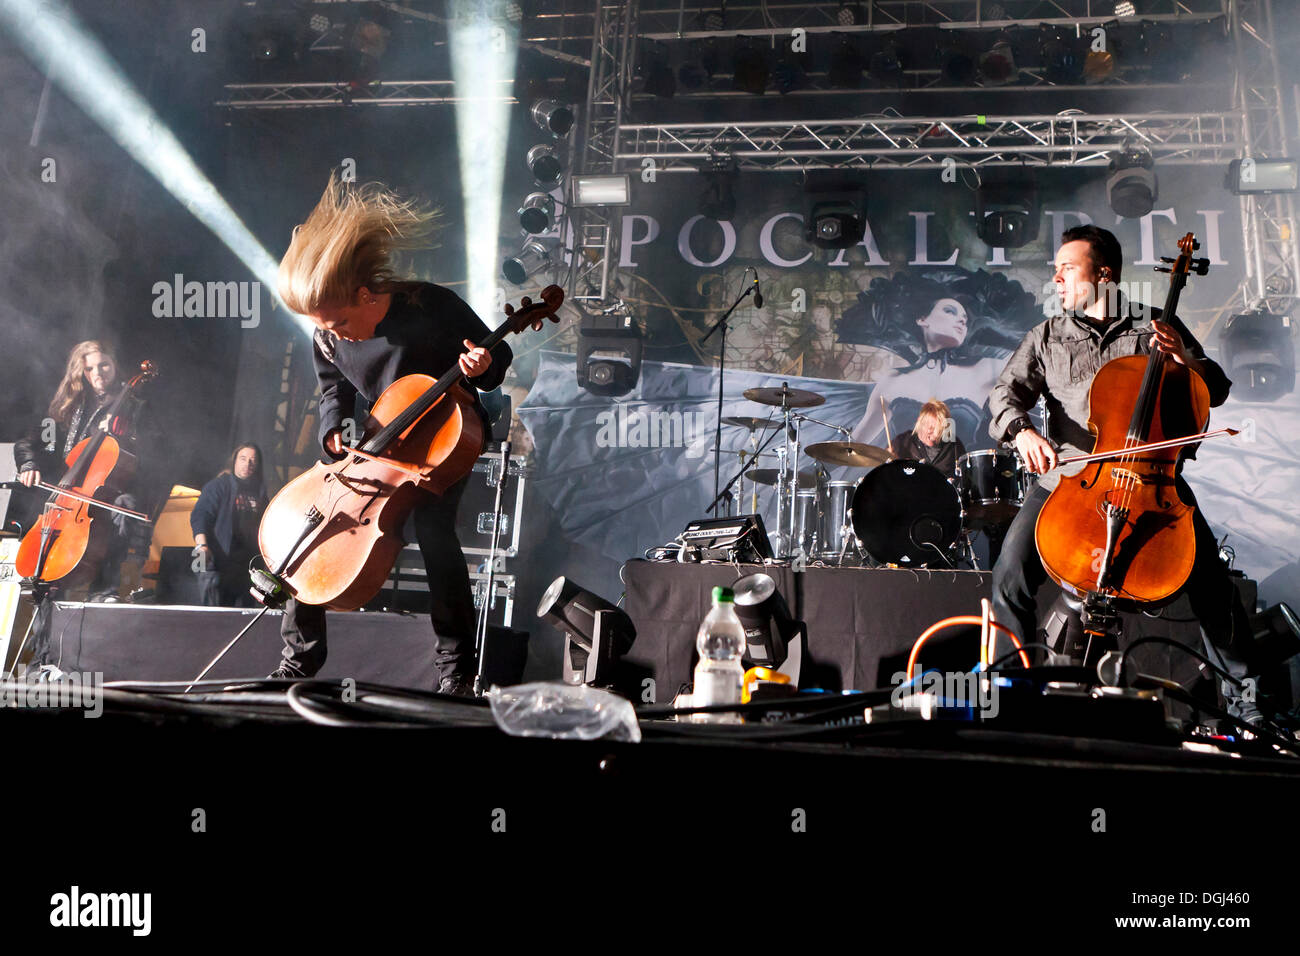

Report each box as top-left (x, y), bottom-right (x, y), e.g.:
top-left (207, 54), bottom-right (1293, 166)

top-left (849, 459), bottom-right (962, 566)
top-left (817, 480), bottom-right (860, 559)
top-left (954, 449), bottom-right (1024, 527)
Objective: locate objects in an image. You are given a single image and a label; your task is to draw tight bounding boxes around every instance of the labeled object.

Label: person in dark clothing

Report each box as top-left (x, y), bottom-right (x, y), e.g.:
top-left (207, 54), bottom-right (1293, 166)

top-left (266, 173), bottom-right (540, 696)
top-left (891, 398), bottom-right (966, 478)
top-left (191, 442), bottom-right (267, 607)
top-left (987, 225), bottom-right (1264, 726)
top-left (13, 340), bottom-right (151, 602)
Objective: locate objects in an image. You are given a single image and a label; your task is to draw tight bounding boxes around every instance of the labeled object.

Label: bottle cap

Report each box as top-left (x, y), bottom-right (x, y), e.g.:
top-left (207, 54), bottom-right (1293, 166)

top-left (712, 586), bottom-right (734, 604)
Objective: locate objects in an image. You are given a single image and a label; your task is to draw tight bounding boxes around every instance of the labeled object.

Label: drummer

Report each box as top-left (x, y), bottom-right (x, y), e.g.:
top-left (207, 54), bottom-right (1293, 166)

top-left (891, 400), bottom-right (966, 479)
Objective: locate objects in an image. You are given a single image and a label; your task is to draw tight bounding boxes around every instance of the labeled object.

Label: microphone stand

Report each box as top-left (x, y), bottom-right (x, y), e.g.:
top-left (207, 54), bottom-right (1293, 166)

top-left (702, 267), bottom-right (757, 517)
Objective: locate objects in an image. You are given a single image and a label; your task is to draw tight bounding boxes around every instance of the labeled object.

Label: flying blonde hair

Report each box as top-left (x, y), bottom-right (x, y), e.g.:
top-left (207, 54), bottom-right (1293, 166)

top-left (912, 399), bottom-right (952, 436)
top-left (277, 171), bottom-right (442, 315)
top-left (49, 340), bottom-right (115, 424)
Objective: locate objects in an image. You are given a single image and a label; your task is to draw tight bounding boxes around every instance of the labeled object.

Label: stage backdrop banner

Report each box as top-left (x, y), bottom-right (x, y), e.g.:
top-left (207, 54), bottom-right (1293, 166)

top-left (518, 351), bottom-right (870, 562)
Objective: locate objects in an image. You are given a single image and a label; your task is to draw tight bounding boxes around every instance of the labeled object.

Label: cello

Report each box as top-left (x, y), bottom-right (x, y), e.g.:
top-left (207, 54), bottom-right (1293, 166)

top-left (1033, 234), bottom-right (1215, 621)
top-left (15, 360), bottom-right (158, 585)
top-left (255, 286), bottom-right (563, 610)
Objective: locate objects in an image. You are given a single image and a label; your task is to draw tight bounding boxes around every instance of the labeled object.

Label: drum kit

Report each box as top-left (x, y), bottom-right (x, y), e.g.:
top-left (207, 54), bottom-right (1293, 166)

top-left (721, 385), bottom-right (1027, 567)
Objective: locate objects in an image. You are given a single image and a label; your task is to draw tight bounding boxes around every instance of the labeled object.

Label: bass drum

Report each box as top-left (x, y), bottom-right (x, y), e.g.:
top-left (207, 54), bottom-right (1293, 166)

top-left (849, 459), bottom-right (962, 566)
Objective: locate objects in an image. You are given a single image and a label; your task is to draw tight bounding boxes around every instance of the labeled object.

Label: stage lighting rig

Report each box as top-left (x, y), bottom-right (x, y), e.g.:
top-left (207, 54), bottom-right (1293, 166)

top-left (975, 172), bottom-right (1040, 249)
top-left (531, 99), bottom-right (574, 137)
top-left (700, 167), bottom-right (737, 222)
top-left (828, 34), bottom-right (864, 89)
top-left (1107, 144), bottom-right (1157, 218)
top-left (526, 143), bottom-right (564, 188)
top-left (837, 1), bottom-right (864, 26)
top-left (636, 41), bottom-right (675, 98)
top-left (732, 39), bottom-right (768, 95)
top-left (501, 237), bottom-right (557, 286)
top-left (538, 577), bottom-right (637, 688)
top-left (1227, 158), bottom-right (1300, 195)
top-left (938, 38), bottom-right (976, 85)
top-left (804, 180), bottom-right (867, 250)
top-left (1219, 312), bottom-right (1295, 402)
top-left (868, 39), bottom-right (908, 86)
top-left (518, 192), bottom-right (560, 234)
top-left (577, 304), bottom-right (643, 398)
top-left (978, 37), bottom-right (1018, 85)
top-left (678, 39), bottom-right (718, 90)
top-left (1039, 26), bottom-right (1084, 84)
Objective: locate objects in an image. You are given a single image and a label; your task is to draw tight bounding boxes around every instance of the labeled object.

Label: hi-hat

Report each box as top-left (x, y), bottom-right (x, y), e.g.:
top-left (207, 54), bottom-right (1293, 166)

top-left (804, 441), bottom-right (892, 468)
top-left (743, 386), bottom-right (825, 408)
top-left (748, 468), bottom-right (817, 489)
top-left (721, 416), bottom-right (778, 431)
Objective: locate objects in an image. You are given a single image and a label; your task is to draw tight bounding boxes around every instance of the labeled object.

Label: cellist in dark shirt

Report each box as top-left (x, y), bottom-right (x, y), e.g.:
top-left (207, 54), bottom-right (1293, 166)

top-left (267, 173), bottom-right (541, 696)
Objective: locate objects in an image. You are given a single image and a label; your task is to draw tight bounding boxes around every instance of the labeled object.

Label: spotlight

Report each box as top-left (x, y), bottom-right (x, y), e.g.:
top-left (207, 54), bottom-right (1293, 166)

top-left (570, 173), bottom-right (631, 206)
top-left (978, 37), bottom-right (1018, 85)
top-left (1084, 46), bottom-right (1116, 83)
top-left (1227, 158), bottom-right (1300, 195)
top-left (975, 172), bottom-right (1040, 248)
top-left (732, 39), bottom-right (768, 95)
top-left (804, 181), bottom-right (867, 250)
top-left (1114, 1), bottom-right (1136, 15)
top-left (700, 7), bottom-right (726, 31)
top-left (526, 143), bottom-right (563, 187)
top-left (1040, 27), bottom-right (1084, 84)
top-left (577, 308), bottom-right (643, 397)
top-left (868, 39), bottom-right (908, 85)
top-left (518, 192), bottom-right (558, 234)
top-left (537, 576), bottom-right (636, 688)
top-left (501, 238), bottom-right (555, 286)
top-left (1107, 145), bottom-right (1157, 218)
top-left (637, 41), bottom-right (675, 98)
top-left (1219, 312), bottom-right (1295, 401)
top-left (732, 573), bottom-right (804, 681)
top-left (938, 38), bottom-right (976, 84)
top-left (837, 1), bottom-right (863, 26)
top-left (678, 39), bottom-right (718, 90)
top-left (699, 169), bottom-right (736, 222)
top-left (828, 35), bottom-right (864, 89)
top-left (530, 99), bottom-right (574, 137)
top-left (772, 40), bottom-right (809, 94)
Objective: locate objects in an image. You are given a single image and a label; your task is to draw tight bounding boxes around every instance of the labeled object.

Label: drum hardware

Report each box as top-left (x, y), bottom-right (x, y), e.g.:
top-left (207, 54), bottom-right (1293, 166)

top-left (721, 416), bottom-right (779, 431)
top-left (705, 267), bottom-right (764, 519)
top-left (747, 468), bottom-right (816, 489)
top-left (742, 386), bottom-right (826, 408)
top-left (803, 441), bottom-right (893, 469)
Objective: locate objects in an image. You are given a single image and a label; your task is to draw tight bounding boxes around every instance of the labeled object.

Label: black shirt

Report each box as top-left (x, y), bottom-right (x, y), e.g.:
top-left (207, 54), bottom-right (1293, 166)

top-left (313, 283), bottom-right (512, 457)
top-left (894, 432), bottom-right (966, 478)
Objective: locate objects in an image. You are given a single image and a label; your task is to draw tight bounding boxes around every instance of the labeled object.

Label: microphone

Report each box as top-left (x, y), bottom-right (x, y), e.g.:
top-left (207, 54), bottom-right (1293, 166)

top-left (752, 272), bottom-right (764, 309)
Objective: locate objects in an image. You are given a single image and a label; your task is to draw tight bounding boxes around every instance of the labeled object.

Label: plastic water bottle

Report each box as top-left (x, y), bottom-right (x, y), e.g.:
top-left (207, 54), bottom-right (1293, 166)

top-left (692, 586), bottom-right (746, 721)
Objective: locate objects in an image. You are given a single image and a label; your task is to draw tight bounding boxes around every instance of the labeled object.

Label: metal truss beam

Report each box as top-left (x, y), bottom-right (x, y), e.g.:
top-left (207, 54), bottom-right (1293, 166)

top-left (618, 112), bottom-right (1242, 171)
top-left (217, 79), bottom-right (515, 109)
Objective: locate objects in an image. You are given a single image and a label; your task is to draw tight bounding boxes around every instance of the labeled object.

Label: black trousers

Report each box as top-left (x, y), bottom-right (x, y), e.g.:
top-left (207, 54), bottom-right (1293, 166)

top-left (276, 472), bottom-right (476, 682)
top-left (991, 479), bottom-right (1259, 719)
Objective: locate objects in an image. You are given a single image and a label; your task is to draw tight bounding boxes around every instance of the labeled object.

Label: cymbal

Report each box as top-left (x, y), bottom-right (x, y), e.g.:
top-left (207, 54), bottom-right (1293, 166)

top-left (804, 441), bottom-right (893, 468)
top-left (743, 386), bottom-right (825, 408)
top-left (721, 416), bottom-right (778, 431)
top-left (747, 468), bottom-right (817, 489)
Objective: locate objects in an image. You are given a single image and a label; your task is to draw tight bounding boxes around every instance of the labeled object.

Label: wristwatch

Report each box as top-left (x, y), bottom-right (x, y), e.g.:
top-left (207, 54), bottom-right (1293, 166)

top-left (1005, 417), bottom-right (1034, 440)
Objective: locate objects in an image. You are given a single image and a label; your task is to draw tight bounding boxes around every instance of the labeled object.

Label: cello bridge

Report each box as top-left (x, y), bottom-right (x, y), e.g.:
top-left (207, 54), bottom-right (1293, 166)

top-left (1110, 467), bottom-right (1147, 485)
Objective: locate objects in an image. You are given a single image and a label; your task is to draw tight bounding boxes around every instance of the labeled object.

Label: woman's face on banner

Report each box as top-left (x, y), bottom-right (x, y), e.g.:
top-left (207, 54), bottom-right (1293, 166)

top-left (916, 297), bottom-right (968, 351)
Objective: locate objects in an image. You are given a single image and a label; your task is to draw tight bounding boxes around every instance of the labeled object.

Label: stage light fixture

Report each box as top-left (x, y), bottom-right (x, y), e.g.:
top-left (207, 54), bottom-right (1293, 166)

top-left (700, 169), bottom-right (737, 221)
top-left (518, 192), bottom-right (558, 234)
top-left (577, 308), bottom-right (643, 398)
top-left (637, 41), bottom-right (676, 98)
top-left (678, 39), bottom-right (718, 90)
top-left (732, 39), bottom-right (768, 94)
top-left (571, 174), bottom-right (630, 207)
top-left (538, 576), bottom-right (637, 688)
top-left (732, 573), bottom-right (804, 681)
top-left (1114, 1), bottom-right (1136, 15)
top-left (828, 34), bottom-right (864, 89)
top-left (1107, 145), bottom-right (1157, 218)
top-left (975, 173), bottom-right (1040, 248)
top-left (837, 1), bottom-right (863, 26)
top-left (868, 39), bottom-right (908, 85)
top-left (501, 238), bottom-right (555, 286)
top-left (1227, 158), bottom-right (1300, 195)
top-left (938, 38), bottom-right (976, 84)
top-left (1040, 27), bottom-right (1084, 84)
top-left (701, 6), bottom-right (726, 31)
top-left (530, 99), bottom-right (574, 137)
top-left (978, 38), bottom-right (1018, 85)
top-left (1219, 312), bottom-right (1295, 401)
top-left (804, 182), bottom-right (867, 250)
top-left (1251, 603), bottom-right (1300, 666)
top-left (526, 143), bottom-right (564, 187)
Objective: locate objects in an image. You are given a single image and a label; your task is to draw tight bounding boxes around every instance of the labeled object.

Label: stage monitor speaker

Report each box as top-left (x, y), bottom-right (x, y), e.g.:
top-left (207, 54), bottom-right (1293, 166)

top-left (156, 546), bottom-right (204, 606)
